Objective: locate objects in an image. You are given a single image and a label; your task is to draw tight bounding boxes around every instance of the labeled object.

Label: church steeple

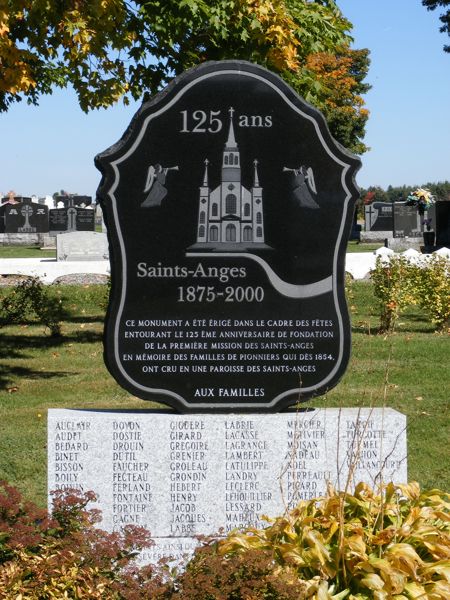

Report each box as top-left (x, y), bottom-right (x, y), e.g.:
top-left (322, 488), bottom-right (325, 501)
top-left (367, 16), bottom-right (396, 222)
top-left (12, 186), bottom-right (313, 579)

top-left (225, 107), bottom-right (237, 149)
top-left (202, 159), bottom-right (209, 187)
top-left (253, 159), bottom-right (260, 188)
top-left (222, 107), bottom-right (240, 182)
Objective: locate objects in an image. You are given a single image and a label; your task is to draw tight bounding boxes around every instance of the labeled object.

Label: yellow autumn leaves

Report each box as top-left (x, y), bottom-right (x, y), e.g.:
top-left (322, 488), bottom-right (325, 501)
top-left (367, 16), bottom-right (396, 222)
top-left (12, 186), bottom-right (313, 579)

top-left (216, 482), bottom-right (450, 599)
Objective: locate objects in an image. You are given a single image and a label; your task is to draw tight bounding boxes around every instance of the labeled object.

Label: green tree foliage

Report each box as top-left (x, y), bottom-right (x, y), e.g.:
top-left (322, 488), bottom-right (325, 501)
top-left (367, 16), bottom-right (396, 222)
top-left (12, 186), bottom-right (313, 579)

top-left (0, 0), bottom-right (370, 153)
top-left (423, 0), bottom-right (450, 51)
top-left (360, 181), bottom-right (450, 204)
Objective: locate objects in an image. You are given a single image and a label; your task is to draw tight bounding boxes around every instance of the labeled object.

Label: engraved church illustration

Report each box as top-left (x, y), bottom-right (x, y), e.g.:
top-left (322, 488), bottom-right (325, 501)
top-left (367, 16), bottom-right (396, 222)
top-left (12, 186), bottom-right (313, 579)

top-left (190, 107), bottom-right (269, 251)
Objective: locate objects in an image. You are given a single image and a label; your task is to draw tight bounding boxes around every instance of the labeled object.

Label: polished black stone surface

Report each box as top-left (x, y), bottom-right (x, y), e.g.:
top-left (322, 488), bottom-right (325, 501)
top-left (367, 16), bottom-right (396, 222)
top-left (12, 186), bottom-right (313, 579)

top-left (96, 61), bottom-right (360, 412)
top-left (4, 198), bottom-right (49, 233)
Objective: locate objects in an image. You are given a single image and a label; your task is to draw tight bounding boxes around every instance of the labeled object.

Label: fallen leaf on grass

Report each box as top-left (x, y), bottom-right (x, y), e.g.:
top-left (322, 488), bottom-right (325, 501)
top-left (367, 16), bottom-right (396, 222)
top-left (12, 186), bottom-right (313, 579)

top-left (415, 396), bottom-right (423, 401)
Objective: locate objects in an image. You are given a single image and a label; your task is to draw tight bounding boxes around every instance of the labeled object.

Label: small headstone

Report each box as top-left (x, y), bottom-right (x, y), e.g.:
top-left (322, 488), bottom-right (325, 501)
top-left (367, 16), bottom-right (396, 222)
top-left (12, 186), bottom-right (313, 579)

top-left (48, 408), bottom-right (407, 564)
top-left (4, 197), bottom-right (49, 233)
top-left (56, 231), bottom-right (109, 261)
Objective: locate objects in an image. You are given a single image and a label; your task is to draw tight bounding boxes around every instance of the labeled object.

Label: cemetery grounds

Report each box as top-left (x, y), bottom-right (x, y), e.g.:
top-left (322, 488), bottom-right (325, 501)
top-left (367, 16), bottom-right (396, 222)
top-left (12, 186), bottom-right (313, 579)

top-left (0, 245), bottom-right (448, 507)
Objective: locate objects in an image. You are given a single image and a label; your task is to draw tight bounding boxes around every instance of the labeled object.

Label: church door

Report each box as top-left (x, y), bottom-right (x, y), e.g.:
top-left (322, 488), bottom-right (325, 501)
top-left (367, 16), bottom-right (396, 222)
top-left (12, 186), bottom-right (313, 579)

top-left (226, 224), bottom-right (236, 242)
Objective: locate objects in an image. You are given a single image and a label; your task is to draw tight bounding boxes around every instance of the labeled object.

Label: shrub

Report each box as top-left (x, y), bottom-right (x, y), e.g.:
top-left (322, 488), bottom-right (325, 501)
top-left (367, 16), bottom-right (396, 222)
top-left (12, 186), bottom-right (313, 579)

top-left (0, 276), bottom-right (66, 336)
top-left (1, 482), bottom-right (449, 599)
top-left (411, 255), bottom-right (450, 332)
top-left (370, 254), bottom-right (450, 333)
top-left (213, 482), bottom-right (450, 599)
top-left (370, 256), bottom-right (418, 332)
top-left (0, 482), bottom-right (171, 599)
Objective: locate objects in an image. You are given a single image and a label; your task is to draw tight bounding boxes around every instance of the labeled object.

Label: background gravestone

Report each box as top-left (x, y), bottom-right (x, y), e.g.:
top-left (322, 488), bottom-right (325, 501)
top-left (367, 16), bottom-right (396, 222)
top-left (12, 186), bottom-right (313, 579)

top-left (49, 201), bottom-right (95, 235)
top-left (96, 60), bottom-right (361, 413)
top-left (0, 202), bottom-right (9, 233)
top-left (364, 201), bottom-right (393, 232)
top-left (56, 231), bottom-right (109, 261)
top-left (393, 202), bottom-right (421, 237)
top-left (436, 200), bottom-right (450, 247)
top-left (4, 198), bottom-right (49, 233)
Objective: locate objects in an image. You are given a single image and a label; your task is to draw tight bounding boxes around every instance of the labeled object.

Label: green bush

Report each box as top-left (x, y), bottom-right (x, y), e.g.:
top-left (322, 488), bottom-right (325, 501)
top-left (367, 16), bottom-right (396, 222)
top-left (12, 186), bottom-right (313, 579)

top-left (0, 277), bottom-right (66, 337)
top-left (370, 255), bottom-right (450, 333)
top-left (410, 255), bottom-right (450, 331)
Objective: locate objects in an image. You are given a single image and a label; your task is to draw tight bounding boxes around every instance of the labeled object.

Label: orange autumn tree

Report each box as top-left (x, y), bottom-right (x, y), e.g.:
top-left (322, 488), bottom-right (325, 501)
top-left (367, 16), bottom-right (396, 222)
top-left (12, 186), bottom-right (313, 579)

top-left (306, 47), bottom-right (371, 154)
top-left (0, 0), bottom-right (370, 153)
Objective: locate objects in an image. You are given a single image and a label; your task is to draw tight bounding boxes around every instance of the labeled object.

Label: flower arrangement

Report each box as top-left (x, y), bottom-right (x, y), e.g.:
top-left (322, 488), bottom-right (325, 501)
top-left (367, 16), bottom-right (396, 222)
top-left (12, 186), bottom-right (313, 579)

top-left (406, 187), bottom-right (435, 214)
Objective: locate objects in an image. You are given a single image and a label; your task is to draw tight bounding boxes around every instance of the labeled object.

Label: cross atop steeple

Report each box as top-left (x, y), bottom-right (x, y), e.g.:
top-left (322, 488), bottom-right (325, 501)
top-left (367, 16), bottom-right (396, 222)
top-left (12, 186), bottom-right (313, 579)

top-left (202, 159), bottom-right (210, 187)
top-left (253, 159), bottom-right (260, 187)
top-left (225, 106), bottom-right (237, 149)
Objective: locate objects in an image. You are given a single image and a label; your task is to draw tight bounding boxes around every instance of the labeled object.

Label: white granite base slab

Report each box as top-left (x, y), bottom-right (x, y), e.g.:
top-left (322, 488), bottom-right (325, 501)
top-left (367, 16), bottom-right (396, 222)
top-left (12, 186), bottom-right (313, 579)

top-left (48, 409), bottom-right (407, 562)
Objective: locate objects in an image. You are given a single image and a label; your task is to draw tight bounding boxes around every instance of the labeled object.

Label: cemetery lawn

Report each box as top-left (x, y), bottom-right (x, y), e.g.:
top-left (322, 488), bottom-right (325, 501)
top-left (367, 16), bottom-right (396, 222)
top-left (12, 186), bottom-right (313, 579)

top-left (0, 243), bottom-right (379, 259)
top-left (346, 241), bottom-right (381, 253)
top-left (0, 281), bottom-right (448, 506)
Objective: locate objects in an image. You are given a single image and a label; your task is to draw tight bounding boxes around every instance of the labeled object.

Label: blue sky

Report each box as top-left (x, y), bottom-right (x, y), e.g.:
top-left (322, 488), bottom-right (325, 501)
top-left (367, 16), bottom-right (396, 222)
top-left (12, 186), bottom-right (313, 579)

top-left (1, 0), bottom-right (449, 199)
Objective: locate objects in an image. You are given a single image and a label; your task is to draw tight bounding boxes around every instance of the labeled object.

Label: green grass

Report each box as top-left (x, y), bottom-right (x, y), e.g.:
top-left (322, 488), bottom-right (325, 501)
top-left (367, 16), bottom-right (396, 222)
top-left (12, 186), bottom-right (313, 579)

top-left (0, 281), bottom-right (448, 506)
top-left (0, 245), bottom-right (56, 259)
top-left (346, 241), bottom-right (382, 253)
top-left (0, 241), bottom-right (380, 260)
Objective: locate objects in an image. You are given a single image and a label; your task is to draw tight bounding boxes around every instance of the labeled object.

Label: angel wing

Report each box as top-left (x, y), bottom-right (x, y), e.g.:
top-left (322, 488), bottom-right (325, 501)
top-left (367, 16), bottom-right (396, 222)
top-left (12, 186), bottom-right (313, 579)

top-left (144, 165), bottom-right (156, 193)
top-left (306, 167), bottom-right (317, 194)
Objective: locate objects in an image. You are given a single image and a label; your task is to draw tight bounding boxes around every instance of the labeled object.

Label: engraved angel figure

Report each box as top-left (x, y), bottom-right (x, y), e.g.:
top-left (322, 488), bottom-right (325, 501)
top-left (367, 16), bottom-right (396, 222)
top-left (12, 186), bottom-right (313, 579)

top-left (141, 163), bottom-right (179, 208)
top-left (283, 165), bottom-right (319, 209)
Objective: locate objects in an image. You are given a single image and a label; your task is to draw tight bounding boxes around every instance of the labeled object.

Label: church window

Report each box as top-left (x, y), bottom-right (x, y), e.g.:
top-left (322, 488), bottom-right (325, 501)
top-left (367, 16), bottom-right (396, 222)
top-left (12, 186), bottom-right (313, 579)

top-left (226, 224), bottom-right (236, 242)
top-left (210, 226), bottom-right (218, 241)
top-left (243, 226), bottom-right (252, 241)
top-left (256, 212), bottom-right (262, 224)
top-left (234, 155), bottom-right (239, 165)
top-left (256, 226), bottom-right (262, 238)
top-left (244, 204), bottom-right (250, 217)
top-left (211, 203), bottom-right (218, 217)
top-left (224, 155), bottom-right (229, 165)
top-left (225, 194), bottom-right (237, 214)
top-left (199, 211), bottom-right (206, 224)
top-left (199, 225), bottom-right (205, 238)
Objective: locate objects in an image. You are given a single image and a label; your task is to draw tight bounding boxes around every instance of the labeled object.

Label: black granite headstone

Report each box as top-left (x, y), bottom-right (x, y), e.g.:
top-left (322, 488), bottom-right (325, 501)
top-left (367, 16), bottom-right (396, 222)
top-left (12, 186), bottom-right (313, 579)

top-left (49, 208), bottom-right (69, 232)
top-left (75, 207), bottom-right (96, 230)
top-left (49, 206), bottom-right (95, 234)
top-left (96, 61), bottom-right (361, 413)
top-left (364, 202), bottom-right (393, 232)
top-left (0, 203), bottom-right (7, 233)
top-left (4, 198), bottom-right (49, 233)
top-left (436, 201), bottom-right (450, 248)
top-left (393, 202), bottom-right (420, 237)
